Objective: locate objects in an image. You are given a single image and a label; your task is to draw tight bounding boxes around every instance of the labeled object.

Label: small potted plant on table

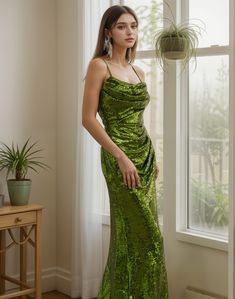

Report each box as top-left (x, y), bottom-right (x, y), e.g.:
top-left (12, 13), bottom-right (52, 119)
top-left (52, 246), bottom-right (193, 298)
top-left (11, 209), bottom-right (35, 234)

top-left (0, 138), bottom-right (49, 206)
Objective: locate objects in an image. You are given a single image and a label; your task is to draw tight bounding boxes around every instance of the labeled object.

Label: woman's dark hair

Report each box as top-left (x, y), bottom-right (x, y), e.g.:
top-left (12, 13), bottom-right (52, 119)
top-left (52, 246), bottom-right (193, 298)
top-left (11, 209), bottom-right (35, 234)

top-left (92, 5), bottom-right (138, 63)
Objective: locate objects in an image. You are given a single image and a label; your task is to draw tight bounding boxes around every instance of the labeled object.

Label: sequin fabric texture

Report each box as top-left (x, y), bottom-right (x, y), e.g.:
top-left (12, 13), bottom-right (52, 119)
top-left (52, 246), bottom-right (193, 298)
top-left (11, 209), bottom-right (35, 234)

top-left (97, 72), bottom-right (169, 299)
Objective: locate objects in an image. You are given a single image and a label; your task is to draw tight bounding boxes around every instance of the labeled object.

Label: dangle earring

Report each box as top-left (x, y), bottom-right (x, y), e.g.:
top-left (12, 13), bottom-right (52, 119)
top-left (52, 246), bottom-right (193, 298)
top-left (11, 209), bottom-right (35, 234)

top-left (107, 40), bottom-right (113, 59)
top-left (103, 36), bottom-right (109, 52)
top-left (103, 36), bottom-right (112, 59)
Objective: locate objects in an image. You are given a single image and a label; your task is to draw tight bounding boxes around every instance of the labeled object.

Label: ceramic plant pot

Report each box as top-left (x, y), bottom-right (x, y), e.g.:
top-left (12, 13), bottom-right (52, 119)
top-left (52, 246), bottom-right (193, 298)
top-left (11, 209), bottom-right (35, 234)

top-left (160, 36), bottom-right (188, 60)
top-left (7, 179), bottom-right (31, 206)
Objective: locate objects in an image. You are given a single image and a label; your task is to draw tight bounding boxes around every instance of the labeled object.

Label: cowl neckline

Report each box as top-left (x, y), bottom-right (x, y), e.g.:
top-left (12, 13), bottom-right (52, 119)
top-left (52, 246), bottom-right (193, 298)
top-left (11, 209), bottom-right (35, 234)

top-left (104, 76), bottom-right (147, 88)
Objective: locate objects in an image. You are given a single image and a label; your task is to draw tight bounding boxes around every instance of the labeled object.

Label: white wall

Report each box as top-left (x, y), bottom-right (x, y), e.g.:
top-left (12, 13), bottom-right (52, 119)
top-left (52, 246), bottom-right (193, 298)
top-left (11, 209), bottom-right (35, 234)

top-left (0, 0), bottom-right (81, 294)
top-left (0, 0), bottom-right (57, 291)
top-left (56, 0), bottom-right (79, 294)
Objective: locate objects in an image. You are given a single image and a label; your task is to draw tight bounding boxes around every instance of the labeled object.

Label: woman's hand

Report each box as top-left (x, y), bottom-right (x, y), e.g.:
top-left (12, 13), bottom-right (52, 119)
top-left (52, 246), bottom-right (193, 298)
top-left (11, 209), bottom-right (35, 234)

top-left (116, 154), bottom-right (140, 190)
top-left (155, 163), bottom-right (160, 180)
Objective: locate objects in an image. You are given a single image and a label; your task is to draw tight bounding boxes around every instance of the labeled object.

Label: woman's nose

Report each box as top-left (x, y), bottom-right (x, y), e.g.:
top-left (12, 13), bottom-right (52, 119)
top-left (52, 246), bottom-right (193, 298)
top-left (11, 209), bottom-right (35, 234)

top-left (126, 26), bottom-right (134, 34)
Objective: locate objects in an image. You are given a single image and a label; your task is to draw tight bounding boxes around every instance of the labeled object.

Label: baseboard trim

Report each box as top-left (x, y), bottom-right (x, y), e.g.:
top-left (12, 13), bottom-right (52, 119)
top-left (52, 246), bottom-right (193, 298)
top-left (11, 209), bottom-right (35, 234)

top-left (4, 267), bottom-right (71, 295)
top-left (55, 267), bottom-right (71, 295)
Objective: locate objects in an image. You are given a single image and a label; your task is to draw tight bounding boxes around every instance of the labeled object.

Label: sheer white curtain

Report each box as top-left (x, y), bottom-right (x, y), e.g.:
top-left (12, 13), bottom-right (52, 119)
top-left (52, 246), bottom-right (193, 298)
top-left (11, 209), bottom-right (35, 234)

top-left (71, 1), bottom-right (110, 298)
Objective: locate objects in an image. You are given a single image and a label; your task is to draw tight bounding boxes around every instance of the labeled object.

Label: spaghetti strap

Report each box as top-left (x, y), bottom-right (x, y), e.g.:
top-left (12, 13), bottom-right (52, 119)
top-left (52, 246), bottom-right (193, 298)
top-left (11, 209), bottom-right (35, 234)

top-left (102, 59), bottom-right (112, 77)
top-left (130, 64), bottom-right (142, 83)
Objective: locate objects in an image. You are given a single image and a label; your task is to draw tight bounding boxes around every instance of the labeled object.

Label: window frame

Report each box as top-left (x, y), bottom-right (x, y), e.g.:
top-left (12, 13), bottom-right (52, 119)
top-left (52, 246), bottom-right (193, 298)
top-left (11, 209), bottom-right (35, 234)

top-left (175, 0), bottom-right (230, 251)
top-left (228, 0), bottom-right (235, 296)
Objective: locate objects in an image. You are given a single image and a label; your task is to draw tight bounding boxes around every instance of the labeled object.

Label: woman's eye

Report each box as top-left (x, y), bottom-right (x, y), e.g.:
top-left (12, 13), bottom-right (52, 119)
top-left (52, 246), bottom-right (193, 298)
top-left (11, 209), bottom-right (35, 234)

top-left (132, 25), bottom-right (138, 29)
top-left (117, 26), bottom-right (125, 30)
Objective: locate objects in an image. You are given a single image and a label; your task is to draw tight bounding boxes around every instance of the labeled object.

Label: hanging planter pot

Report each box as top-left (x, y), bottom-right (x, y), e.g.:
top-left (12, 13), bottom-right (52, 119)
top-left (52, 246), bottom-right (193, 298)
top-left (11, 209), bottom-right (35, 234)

top-left (155, 21), bottom-right (202, 71)
top-left (154, 1), bottom-right (204, 71)
top-left (160, 36), bottom-right (188, 60)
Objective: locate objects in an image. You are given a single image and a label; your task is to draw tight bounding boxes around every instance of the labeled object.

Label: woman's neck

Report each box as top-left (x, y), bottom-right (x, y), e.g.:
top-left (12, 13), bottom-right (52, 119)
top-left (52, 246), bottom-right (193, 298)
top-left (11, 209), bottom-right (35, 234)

top-left (107, 47), bottom-right (128, 67)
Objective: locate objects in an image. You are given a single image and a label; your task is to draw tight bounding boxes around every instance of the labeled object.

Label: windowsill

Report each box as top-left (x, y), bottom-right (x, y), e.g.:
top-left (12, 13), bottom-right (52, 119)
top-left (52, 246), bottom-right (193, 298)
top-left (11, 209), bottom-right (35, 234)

top-left (176, 229), bottom-right (228, 252)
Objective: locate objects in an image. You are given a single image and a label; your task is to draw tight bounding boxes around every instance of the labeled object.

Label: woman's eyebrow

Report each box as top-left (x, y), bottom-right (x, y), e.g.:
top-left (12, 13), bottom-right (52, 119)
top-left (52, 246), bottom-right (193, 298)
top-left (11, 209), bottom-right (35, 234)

top-left (116, 21), bottom-right (137, 25)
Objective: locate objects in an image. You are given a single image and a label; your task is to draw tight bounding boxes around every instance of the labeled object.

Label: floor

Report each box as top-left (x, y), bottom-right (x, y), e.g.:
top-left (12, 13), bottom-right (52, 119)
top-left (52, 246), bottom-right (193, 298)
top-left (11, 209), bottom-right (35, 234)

top-left (40, 291), bottom-right (96, 299)
top-left (41, 291), bottom-right (71, 299)
top-left (40, 291), bottom-right (97, 299)
top-left (23, 291), bottom-right (72, 299)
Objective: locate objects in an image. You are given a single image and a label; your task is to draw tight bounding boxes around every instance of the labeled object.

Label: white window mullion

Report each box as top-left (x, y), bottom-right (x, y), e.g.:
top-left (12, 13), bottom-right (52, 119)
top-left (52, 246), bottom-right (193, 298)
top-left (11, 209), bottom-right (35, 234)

top-left (196, 46), bottom-right (229, 57)
top-left (176, 0), bottom-right (189, 234)
top-left (136, 50), bottom-right (156, 59)
top-left (176, 62), bottom-right (188, 232)
top-left (228, 0), bottom-right (235, 296)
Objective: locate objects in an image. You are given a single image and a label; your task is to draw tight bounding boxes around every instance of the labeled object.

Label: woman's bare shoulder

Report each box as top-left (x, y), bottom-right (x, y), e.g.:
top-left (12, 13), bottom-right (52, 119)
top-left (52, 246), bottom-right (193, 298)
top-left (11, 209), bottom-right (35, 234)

top-left (88, 57), bottom-right (107, 73)
top-left (85, 57), bottom-right (109, 84)
top-left (132, 64), bottom-right (145, 81)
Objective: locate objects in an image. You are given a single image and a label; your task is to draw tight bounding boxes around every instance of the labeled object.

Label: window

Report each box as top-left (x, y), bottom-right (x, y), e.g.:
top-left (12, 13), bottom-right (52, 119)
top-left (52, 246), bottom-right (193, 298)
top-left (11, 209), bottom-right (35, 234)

top-left (180, 0), bottom-right (229, 240)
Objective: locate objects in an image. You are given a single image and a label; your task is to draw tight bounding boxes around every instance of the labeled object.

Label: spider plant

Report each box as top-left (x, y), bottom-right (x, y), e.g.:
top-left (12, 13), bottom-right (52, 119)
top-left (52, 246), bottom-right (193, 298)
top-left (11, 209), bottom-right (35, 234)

top-left (0, 138), bottom-right (49, 179)
top-left (0, 138), bottom-right (49, 205)
top-left (154, 1), bottom-right (204, 71)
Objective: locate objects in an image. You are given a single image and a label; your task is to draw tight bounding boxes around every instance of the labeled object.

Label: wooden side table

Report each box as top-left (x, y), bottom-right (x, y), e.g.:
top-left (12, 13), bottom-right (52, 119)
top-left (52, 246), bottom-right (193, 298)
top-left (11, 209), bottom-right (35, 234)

top-left (0, 204), bottom-right (44, 299)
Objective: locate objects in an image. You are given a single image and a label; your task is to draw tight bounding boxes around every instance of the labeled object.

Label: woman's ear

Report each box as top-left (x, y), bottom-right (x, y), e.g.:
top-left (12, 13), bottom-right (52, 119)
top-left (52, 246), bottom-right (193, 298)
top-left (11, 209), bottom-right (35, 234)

top-left (104, 28), bottom-right (111, 38)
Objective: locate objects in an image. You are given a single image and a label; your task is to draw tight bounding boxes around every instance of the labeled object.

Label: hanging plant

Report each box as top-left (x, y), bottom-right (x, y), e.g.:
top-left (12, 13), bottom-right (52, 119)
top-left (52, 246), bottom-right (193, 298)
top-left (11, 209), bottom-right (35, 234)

top-left (154, 1), bottom-right (205, 70)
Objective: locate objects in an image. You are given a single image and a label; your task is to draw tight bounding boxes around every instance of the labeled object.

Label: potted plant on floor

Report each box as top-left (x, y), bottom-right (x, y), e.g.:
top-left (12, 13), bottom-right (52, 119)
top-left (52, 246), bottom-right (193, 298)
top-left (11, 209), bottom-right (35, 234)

top-left (154, 1), bottom-right (204, 70)
top-left (0, 138), bottom-right (49, 206)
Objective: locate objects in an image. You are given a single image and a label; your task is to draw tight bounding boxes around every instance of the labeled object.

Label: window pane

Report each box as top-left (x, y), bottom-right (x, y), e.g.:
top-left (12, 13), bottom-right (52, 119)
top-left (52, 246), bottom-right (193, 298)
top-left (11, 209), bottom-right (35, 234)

top-left (135, 58), bottom-right (164, 223)
top-left (189, 0), bottom-right (229, 47)
top-left (188, 56), bottom-right (229, 237)
top-left (124, 0), bottom-right (163, 50)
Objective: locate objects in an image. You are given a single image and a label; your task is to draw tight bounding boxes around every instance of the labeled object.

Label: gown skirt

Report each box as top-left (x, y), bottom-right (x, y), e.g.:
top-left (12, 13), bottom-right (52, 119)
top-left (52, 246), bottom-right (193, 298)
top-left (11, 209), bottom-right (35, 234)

top-left (97, 69), bottom-right (169, 299)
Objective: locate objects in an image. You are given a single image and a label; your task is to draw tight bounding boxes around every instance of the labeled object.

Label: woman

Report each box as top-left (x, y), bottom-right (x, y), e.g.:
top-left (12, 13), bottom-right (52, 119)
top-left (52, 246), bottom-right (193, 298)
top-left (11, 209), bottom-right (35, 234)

top-left (82, 5), bottom-right (168, 299)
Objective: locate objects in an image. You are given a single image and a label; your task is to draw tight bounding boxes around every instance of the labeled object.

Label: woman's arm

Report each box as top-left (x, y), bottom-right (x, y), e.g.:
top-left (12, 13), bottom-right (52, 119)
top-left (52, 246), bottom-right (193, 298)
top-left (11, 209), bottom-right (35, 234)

top-left (82, 58), bottom-right (140, 190)
top-left (82, 58), bottom-right (124, 160)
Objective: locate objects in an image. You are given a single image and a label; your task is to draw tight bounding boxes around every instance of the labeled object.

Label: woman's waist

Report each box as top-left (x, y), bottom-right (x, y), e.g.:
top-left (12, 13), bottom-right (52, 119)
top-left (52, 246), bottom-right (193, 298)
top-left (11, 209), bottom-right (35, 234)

top-left (104, 119), bottom-right (145, 133)
top-left (105, 123), bottom-right (147, 140)
top-left (101, 112), bottom-right (144, 128)
top-left (108, 128), bottom-right (153, 152)
top-left (101, 136), bottom-right (156, 175)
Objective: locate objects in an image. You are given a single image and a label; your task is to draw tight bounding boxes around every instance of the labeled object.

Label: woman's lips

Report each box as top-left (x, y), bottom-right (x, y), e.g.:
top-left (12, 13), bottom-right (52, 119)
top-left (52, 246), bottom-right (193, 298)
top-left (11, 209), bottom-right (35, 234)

top-left (126, 38), bottom-right (135, 42)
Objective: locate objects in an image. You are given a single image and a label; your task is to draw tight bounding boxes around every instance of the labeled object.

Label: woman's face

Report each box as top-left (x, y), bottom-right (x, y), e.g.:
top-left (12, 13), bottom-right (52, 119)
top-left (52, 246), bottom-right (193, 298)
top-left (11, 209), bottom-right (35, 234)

top-left (109, 13), bottom-right (138, 49)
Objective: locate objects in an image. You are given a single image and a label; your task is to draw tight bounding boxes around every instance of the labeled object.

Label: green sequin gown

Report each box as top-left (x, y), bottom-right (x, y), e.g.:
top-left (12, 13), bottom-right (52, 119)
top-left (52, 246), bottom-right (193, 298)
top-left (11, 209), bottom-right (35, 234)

top-left (97, 63), bottom-right (168, 299)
